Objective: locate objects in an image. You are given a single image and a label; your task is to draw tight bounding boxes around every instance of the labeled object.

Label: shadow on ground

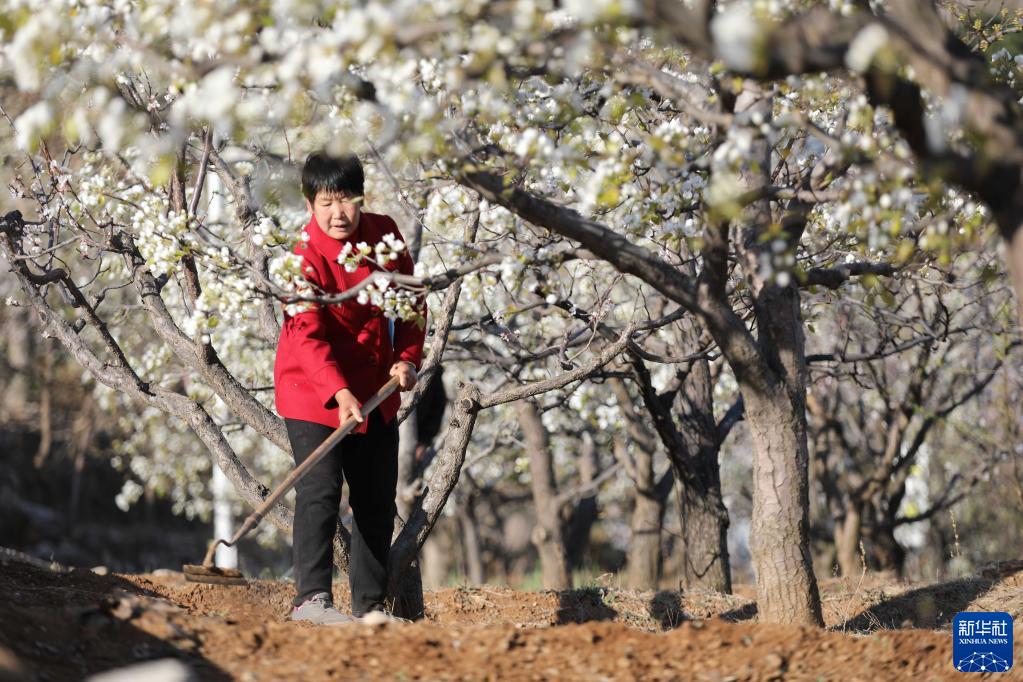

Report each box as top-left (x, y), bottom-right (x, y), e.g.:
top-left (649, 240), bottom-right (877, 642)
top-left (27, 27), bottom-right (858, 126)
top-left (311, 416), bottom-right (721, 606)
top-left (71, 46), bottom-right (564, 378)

top-left (0, 556), bottom-right (231, 681)
top-left (719, 602), bottom-right (758, 622)
top-left (649, 590), bottom-right (687, 629)
top-left (555, 587), bottom-right (618, 624)
top-left (836, 577), bottom-right (995, 633)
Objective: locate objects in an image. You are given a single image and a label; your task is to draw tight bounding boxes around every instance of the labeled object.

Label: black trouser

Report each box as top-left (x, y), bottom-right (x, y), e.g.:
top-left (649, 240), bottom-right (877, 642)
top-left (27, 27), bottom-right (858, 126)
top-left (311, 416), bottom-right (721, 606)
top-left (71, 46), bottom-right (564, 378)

top-left (285, 411), bottom-right (399, 616)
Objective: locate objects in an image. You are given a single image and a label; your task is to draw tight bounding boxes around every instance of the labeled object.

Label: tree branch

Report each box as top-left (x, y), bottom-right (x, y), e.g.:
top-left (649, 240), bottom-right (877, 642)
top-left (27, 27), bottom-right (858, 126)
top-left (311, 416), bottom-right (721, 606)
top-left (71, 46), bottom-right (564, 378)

top-left (117, 232), bottom-right (290, 452)
top-left (477, 324), bottom-right (635, 409)
top-left (0, 212), bottom-right (295, 537)
top-left (456, 167), bottom-right (774, 393)
top-left (802, 261), bottom-right (898, 290)
top-left (209, 147), bottom-right (281, 343)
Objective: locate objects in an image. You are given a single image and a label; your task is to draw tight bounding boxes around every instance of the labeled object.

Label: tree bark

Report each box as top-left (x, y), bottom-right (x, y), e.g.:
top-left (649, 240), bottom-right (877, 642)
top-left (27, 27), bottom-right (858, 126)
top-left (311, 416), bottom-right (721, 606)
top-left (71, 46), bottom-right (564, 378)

top-left (835, 506), bottom-right (863, 579)
top-left (389, 554), bottom-right (425, 620)
top-left (396, 408), bottom-right (419, 522)
top-left (743, 276), bottom-right (821, 622)
top-left (517, 399), bottom-right (571, 590)
top-left (677, 473), bottom-right (731, 593)
top-left (729, 84), bottom-right (822, 625)
top-left (389, 408), bottom-right (427, 616)
top-left (676, 358), bottom-right (732, 594)
top-left (625, 354), bottom-right (733, 593)
top-left (628, 473), bottom-right (669, 590)
top-left (459, 492), bottom-right (486, 585)
top-left (564, 431), bottom-right (599, 569)
top-left (744, 385), bottom-right (822, 624)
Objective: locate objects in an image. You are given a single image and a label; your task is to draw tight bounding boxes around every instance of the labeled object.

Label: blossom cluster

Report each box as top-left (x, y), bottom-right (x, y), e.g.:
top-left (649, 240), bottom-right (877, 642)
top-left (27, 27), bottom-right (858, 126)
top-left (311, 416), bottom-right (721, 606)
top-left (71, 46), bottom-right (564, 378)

top-left (337, 232), bottom-right (407, 273)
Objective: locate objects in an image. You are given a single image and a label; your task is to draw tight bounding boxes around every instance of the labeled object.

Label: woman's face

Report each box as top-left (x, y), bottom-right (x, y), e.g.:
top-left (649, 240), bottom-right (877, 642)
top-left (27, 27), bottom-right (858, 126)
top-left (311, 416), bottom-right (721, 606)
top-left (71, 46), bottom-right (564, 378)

top-left (307, 190), bottom-right (362, 240)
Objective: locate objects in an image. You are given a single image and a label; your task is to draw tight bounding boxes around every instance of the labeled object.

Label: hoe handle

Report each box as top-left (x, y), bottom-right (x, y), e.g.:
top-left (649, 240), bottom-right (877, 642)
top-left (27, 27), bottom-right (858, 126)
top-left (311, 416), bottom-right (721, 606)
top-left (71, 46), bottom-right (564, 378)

top-left (201, 377), bottom-right (401, 568)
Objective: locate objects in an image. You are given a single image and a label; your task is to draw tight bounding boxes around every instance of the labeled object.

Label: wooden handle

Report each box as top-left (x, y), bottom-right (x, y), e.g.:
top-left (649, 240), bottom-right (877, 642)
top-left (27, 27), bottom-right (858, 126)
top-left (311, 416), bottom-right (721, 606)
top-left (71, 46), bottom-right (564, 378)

top-left (229, 377), bottom-right (401, 544)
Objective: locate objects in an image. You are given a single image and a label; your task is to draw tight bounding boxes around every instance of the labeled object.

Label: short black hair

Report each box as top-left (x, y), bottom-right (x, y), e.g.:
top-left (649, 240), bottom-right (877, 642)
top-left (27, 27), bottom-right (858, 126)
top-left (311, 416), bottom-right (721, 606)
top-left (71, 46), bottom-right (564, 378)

top-left (301, 152), bottom-right (364, 202)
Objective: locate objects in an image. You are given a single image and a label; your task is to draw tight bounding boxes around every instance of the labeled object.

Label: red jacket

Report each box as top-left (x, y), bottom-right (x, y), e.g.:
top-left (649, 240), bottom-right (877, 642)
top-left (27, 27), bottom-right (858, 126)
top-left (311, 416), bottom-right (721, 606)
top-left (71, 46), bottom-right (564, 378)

top-left (273, 212), bottom-right (425, 434)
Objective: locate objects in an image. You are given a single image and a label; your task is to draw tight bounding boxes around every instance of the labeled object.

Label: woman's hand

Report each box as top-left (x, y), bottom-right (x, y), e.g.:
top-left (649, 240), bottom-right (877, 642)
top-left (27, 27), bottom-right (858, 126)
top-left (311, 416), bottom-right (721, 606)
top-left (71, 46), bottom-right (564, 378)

top-left (334, 388), bottom-right (363, 424)
top-left (389, 361), bottom-right (418, 391)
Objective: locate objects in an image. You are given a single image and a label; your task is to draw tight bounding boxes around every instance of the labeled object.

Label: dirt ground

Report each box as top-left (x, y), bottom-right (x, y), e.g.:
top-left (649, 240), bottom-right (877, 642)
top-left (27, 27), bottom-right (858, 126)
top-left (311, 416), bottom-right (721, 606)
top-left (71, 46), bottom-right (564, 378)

top-left (1, 551), bottom-right (1021, 681)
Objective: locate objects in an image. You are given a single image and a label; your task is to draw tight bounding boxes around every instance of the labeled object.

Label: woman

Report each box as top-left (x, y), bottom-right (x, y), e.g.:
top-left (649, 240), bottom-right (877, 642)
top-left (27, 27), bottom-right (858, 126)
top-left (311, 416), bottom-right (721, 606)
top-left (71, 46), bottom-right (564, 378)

top-left (274, 152), bottom-right (424, 625)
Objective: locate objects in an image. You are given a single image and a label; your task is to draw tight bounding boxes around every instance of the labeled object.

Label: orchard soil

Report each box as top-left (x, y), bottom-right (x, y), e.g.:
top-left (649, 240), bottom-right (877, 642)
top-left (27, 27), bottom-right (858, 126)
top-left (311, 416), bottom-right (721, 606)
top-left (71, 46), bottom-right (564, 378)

top-left (1, 552), bottom-right (1021, 681)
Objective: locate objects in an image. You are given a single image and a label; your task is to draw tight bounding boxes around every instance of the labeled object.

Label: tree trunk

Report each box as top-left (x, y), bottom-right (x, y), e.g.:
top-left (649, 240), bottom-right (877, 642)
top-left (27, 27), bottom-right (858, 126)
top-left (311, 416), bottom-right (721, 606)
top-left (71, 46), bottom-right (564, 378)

top-left (731, 84), bottom-right (823, 625)
top-left (676, 358), bottom-right (732, 594)
top-left (387, 457), bottom-right (427, 620)
top-left (517, 400), bottom-right (571, 590)
top-left (388, 498), bottom-right (427, 619)
top-left (835, 506), bottom-right (863, 578)
top-left (460, 493), bottom-right (485, 585)
top-left (617, 342), bottom-right (734, 593)
top-left (390, 559), bottom-right (424, 619)
top-left (565, 432), bottom-right (599, 569)
top-left (743, 285), bottom-right (822, 624)
top-left (677, 473), bottom-right (732, 593)
top-left (396, 407), bottom-right (419, 522)
top-left (628, 479), bottom-right (667, 590)
top-left (744, 387), bottom-right (823, 625)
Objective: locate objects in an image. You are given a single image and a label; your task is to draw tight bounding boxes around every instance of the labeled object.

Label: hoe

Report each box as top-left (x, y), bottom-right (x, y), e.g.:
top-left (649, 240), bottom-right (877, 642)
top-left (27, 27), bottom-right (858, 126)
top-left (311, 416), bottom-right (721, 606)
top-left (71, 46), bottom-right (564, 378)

top-left (182, 377), bottom-right (400, 586)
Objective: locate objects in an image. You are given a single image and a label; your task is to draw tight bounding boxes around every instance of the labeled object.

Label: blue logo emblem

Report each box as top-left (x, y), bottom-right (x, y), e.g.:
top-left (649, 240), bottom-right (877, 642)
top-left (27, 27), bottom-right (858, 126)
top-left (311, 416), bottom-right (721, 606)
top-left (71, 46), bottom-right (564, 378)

top-left (953, 612), bottom-right (1013, 673)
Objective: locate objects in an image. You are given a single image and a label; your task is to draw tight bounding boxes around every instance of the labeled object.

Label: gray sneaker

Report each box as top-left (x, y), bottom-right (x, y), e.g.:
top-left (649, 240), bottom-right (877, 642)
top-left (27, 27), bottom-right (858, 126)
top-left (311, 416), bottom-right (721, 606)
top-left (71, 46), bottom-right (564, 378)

top-left (290, 592), bottom-right (357, 625)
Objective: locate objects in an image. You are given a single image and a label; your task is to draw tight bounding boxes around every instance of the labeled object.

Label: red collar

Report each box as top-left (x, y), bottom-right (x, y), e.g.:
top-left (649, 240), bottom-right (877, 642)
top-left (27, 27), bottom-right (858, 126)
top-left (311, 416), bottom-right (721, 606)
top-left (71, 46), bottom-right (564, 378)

top-left (304, 213), bottom-right (367, 261)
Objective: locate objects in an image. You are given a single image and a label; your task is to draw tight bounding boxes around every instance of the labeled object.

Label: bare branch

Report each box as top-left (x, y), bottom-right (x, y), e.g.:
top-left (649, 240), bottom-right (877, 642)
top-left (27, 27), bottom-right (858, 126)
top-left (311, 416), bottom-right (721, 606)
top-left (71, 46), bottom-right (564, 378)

top-left (477, 324), bottom-right (635, 409)
top-left (555, 462), bottom-right (622, 510)
top-left (716, 395), bottom-right (745, 442)
top-left (802, 261), bottom-right (899, 290)
top-left (458, 168), bottom-right (700, 308)
top-left (806, 326), bottom-right (974, 364)
top-left (188, 128), bottom-right (213, 219)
